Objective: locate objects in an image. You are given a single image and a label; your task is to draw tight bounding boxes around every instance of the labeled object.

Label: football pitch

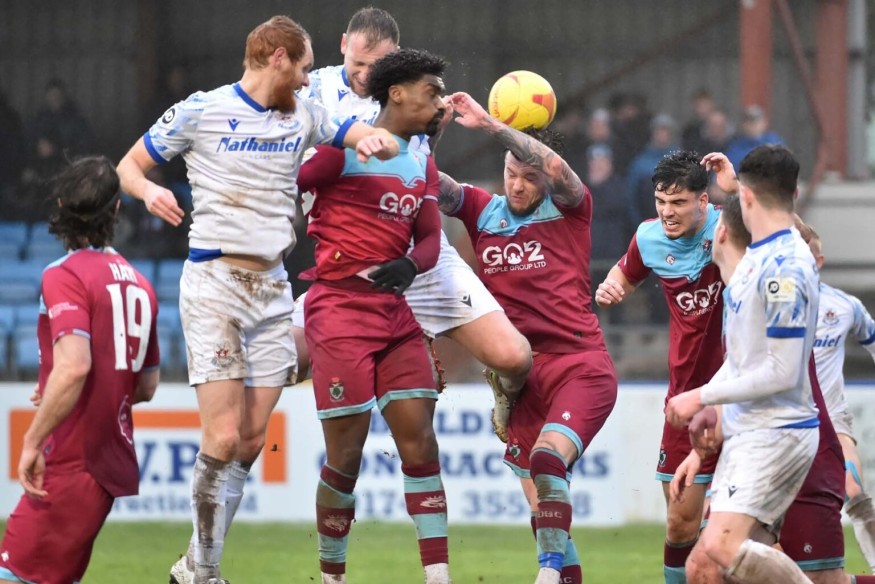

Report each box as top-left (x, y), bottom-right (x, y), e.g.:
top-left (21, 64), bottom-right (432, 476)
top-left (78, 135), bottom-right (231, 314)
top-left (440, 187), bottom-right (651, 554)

top-left (70, 521), bottom-right (867, 582)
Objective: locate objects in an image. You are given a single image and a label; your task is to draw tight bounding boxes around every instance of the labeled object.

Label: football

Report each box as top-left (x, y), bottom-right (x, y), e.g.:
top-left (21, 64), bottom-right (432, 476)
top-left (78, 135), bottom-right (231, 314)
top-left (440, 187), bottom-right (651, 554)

top-left (488, 70), bottom-right (557, 130)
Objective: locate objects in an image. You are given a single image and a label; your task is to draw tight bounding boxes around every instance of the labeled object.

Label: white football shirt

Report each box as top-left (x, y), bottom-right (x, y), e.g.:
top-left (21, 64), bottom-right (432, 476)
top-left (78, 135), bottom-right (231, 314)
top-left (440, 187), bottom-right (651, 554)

top-left (702, 228), bottom-right (821, 437)
top-left (813, 282), bottom-right (875, 418)
top-left (145, 83), bottom-right (352, 262)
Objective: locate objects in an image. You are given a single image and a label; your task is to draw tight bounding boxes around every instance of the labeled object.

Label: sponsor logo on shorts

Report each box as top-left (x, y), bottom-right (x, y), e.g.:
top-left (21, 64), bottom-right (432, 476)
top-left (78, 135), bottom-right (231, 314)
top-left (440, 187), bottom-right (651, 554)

top-left (212, 343), bottom-right (234, 368)
top-left (658, 448), bottom-right (667, 467)
top-left (728, 485), bottom-right (737, 498)
top-left (323, 514), bottom-right (351, 532)
top-left (329, 377), bottom-right (345, 401)
top-left (562, 411), bottom-right (571, 421)
top-left (803, 543), bottom-right (813, 554)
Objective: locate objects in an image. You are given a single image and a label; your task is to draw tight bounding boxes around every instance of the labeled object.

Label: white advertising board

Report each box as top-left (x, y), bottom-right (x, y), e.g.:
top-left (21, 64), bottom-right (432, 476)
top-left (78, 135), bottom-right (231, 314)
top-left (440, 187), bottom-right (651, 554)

top-left (1, 382), bottom-right (872, 525)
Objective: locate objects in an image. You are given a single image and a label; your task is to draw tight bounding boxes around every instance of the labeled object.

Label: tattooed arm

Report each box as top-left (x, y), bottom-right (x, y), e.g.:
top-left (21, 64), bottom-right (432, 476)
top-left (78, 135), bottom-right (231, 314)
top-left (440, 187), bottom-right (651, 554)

top-left (437, 171), bottom-right (464, 215)
top-left (449, 91), bottom-right (585, 208)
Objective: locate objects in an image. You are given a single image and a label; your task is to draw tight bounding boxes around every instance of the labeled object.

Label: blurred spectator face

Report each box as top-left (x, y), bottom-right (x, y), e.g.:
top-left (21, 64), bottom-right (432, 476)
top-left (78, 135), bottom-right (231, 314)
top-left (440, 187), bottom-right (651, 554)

top-left (651, 114), bottom-right (675, 148)
top-left (692, 94), bottom-right (716, 121)
top-left (705, 111), bottom-right (730, 144)
top-left (588, 109), bottom-right (611, 142)
top-left (587, 152), bottom-right (613, 185)
top-left (45, 86), bottom-right (66, 112)
top-left (741, 106), bottom-right (768, 138)
top-left (36, 136), bottom-right (57, 158)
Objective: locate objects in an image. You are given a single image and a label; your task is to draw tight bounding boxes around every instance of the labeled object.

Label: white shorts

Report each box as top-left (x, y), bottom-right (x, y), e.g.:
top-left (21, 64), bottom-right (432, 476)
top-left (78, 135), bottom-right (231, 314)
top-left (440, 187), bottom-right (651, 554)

top-left (180, 259), bottom-right (296, 387)
top-left (709, 427), bottom-right (818, 535)
top-left (829, 409), bottom-right (855, 442)
top-left (292, 236), bottom-right (502, 338)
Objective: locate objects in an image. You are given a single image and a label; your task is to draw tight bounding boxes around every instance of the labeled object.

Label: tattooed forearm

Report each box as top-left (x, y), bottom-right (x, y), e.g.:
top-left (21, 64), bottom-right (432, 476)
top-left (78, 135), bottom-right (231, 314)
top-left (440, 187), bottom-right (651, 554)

top-left (483, 120), bottom-right (584, 207)
top-left (437, 171), bottom-right (464, 215)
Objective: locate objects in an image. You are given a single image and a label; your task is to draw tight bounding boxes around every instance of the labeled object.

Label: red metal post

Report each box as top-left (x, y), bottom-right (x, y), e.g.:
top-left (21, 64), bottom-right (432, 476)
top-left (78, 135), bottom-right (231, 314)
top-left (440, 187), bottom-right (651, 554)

top-left (740, 0), bottom-right (774, 115)
top-left (815, 0), bottom-right (849, 174)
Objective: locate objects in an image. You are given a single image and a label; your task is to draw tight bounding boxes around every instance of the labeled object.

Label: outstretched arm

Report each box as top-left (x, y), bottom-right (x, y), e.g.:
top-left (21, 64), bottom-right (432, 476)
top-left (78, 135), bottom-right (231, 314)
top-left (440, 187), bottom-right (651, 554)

top-left (449, 92), bottom-right (585, 208)
top-left (437, 171), bottom-right (464, 215)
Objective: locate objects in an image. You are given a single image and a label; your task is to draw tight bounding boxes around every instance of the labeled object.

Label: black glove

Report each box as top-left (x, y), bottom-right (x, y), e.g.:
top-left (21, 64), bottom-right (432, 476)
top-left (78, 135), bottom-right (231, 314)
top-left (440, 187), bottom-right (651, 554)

top-left (369, 256), bottom-right (418, 295)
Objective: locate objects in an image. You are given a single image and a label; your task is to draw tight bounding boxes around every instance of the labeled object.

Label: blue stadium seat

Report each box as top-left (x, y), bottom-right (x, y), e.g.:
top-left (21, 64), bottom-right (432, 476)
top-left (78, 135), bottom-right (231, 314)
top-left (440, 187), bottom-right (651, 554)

top-left (24, 239), bottom-right (66, 263)
top-left (27, 222), bottom-right (54, 243)
top-left (155, 259), bottom-right (185, 303)
top-left (156, 303), bottom-right (181, 332)
top-left (0, 332), bottom-right (8, 375)
top-left (156, 259), bottom-right (185, 283)
top-left (0, 305), bottom-right (16, 332)
top-left (14, 304), bottom-right (41, 329)
top-left (1, 260), bottom-right (48, 281)
top-left (156, 327), bottom-right (179, 372)
top-left (129, 259), bottom-right (156, 284)
top-left (12, 324), bottom-right (40, 374)
top-left (0, 241), bottom-right (23, 261)
top-left (0, 280), bottom-right (40, 304)
top-left (0, 222), bottom-right (29, 247)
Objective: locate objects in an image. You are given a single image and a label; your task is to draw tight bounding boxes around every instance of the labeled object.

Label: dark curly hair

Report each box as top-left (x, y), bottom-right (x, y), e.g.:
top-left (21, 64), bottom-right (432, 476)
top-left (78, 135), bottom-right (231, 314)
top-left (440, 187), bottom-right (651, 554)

top-left (48, 156), bottom-right (120, 250)
top-left (651, 150), bottom-right (708, 195)
top-left (503, 127), bottom-right (566, 163)
top-left (365, 48), bottom-right (447, 107)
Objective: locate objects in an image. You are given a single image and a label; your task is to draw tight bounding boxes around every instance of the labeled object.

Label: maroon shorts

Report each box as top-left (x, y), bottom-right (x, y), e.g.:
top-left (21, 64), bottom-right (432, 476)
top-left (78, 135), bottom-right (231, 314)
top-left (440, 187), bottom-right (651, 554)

top-left (656, 418), bottom-right (719, 483)
top-left (305, 280), bottom-right (437, 420)
top-left (0, 470), bottom-right (113, 584)
top-left (779, 447), bottom-right (845, 571)
top-left (504, 350), bottom-right (617, 477)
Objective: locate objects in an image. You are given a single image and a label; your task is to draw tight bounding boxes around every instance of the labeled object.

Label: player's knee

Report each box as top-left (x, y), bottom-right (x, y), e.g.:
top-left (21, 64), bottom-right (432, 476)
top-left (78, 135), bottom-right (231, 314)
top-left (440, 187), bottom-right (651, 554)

top-left (666, 508), bottom-right (702, 543)
top-left (685, 543), bottom-right (719, 581)
top-left (396, 426), bottom-right (439, 466)
top-left (202, 426), bottom-right (241, 461)
top-left (697, 527), bottom-right (733, 569)
top-left (237, 432), bottom-right (266, 462)
top-left (493, 335), bottom-right (532, 377)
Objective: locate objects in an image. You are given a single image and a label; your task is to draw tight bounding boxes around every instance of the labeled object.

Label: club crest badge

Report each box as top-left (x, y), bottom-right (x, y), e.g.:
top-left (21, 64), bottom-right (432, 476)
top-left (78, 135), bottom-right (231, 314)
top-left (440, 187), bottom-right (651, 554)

top-left (329, 377), bottom-right (345, 401)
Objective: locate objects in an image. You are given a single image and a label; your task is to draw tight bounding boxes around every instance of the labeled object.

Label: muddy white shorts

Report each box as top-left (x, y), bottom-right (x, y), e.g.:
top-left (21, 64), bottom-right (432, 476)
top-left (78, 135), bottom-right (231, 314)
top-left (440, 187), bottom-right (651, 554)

top-left (180, 259), bottom-right (296, 387)
top-left (709, 427), bottom-right (818, 536)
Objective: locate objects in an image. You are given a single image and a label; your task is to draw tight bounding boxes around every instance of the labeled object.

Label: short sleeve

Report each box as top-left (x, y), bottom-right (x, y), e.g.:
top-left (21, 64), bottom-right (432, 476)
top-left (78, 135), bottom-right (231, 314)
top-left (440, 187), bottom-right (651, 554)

top-left (425, 156), bottom-right (439, 198)
top-left (617, 233), bottom-right (651, 285)
top-left (451, 184), bottom-right (493, 226)
top-left (849, 295), bottom-right (875, 347)
top-left (143, 92), bottom-right (207, 164)
top-left (42, 267), bottom-right (91, 342)
top-left (760, 259), bottom-right (815, 339)
top-left (297, 146), bottom-right (346, 193)
top-left (304, 100), bottom-right (353, 150)
top-left (553, 184), bottom-right (592, 222)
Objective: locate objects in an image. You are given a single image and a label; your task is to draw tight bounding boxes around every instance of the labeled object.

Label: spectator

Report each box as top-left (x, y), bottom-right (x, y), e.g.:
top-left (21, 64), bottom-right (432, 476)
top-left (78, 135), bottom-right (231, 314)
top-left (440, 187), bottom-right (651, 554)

top-left (587, 144), bottom-right (629, 325)
top-left (626, 113), bottom-right (679, 227)
top-left (30, 78), bottom-right (95, 159)
top-left (724, 105), bottom-right (784, 169)
top-left (609, 92), bottom-right (651, 177)
top-left (563, 107), bottom-right (614, 177)
top-left (681, 88), bottom-right (717, 154)
top-left (18, 129), bottom-right (66, 222)
top-left (0, 84), bottom-right (25, 204)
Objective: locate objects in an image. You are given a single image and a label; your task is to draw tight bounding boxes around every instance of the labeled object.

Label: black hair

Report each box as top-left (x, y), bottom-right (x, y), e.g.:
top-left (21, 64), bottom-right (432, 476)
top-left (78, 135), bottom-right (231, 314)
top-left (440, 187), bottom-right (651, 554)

top-left (721, 194), bottom-right (751, 248)
top-left (347, 7), bottom-right (400, 47)
top-left (48, 156), bottom-right (120, 250)
top-left (504, 127), bottom-right (566, 162)
top-left (365, 48), bottom-right (447, 107)
top-left (651, 150), bottom-right (708, 195)
top-left (737, 144), bottom-right (799, 211)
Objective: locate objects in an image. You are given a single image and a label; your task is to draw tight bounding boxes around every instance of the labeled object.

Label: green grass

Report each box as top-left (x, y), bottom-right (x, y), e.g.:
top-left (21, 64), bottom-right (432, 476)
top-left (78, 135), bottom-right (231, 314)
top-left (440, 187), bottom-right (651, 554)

top-left (48, 522), bottom-right (867, 583)
top-left (0, 520), bottom-right (866, 582)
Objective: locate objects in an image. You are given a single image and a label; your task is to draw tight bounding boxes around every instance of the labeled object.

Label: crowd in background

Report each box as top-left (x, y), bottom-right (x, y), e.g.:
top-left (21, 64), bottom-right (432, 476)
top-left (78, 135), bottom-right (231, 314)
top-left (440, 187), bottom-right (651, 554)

top-left (0, 77), bottom-right (786, 321)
